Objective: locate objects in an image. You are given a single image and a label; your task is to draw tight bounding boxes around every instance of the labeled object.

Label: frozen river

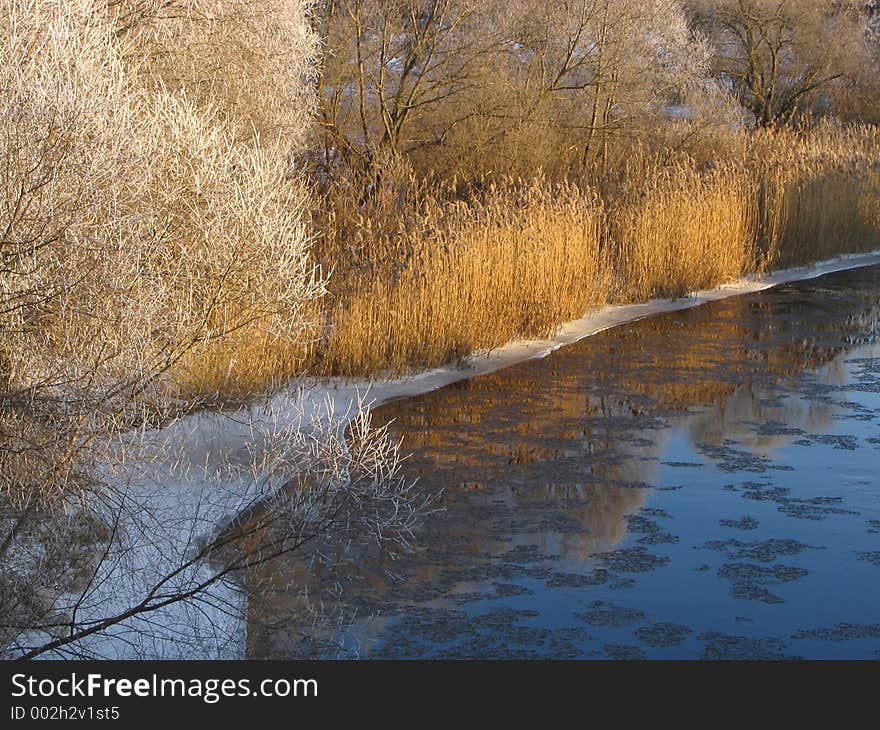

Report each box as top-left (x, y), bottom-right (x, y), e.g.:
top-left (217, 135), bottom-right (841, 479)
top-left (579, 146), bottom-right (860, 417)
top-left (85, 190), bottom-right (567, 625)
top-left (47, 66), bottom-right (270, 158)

top-left (248, 264), bottom-right (880, 659)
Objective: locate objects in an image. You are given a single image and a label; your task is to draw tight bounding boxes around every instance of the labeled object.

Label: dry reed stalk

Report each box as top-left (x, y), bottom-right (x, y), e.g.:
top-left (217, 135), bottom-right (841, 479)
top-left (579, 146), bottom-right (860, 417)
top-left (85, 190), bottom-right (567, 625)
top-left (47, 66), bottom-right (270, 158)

top-left (319, 181), bottom-right (609, 375)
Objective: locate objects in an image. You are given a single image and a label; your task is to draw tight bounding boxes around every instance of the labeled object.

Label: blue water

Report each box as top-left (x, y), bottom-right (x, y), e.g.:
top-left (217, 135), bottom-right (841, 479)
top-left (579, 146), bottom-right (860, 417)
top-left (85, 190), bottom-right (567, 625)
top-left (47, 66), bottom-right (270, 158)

top-left (250, 265), bottom-right (880, 659)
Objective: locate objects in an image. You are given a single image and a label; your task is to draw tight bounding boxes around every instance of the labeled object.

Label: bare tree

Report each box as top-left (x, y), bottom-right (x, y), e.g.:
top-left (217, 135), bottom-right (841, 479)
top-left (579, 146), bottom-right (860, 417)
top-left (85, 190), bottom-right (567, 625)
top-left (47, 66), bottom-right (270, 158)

top-left (504, 0), bottom-right (715, 166)
top-left (313, 0), bottom-right (509, 171)
top-left (688, 0), bottom-right (877, 126)
top-left (313, 0), bottom-right (718, 179)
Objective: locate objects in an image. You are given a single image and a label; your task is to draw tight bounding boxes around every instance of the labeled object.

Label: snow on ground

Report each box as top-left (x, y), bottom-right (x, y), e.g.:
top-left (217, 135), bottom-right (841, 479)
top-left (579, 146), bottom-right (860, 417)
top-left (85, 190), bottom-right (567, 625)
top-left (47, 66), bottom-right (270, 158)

top-left (38, 250), bottom-right (880, 659)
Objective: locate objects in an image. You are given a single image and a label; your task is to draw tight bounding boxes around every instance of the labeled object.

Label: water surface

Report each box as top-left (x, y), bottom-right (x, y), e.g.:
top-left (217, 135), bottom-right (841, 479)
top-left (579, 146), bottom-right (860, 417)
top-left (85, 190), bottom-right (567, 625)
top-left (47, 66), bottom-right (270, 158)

top-left (249, 265), bottom-right (880, 659)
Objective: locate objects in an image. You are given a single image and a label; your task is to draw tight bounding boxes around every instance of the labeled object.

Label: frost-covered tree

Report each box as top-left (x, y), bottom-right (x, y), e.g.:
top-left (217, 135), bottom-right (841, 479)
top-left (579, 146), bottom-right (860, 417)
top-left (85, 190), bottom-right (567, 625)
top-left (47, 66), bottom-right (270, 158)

top-left (0, 0), bottom-right (422, 659)
top-left (688, 0), bottom-right (879, 125)
top-left (502, 0), bottom-right (719, 163)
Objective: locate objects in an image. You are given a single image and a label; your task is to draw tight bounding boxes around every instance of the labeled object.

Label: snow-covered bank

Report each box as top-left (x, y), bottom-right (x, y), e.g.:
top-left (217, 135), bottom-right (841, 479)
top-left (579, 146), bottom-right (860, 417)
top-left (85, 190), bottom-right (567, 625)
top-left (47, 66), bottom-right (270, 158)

top-left (159, 249), bottom-right (880, 495)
